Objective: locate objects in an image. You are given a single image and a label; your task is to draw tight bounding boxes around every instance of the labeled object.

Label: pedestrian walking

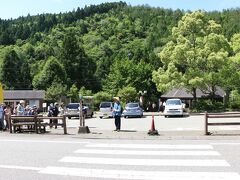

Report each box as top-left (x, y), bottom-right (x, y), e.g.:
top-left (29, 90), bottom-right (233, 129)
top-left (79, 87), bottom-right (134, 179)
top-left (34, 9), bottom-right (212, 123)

top-left (48, 103), bottom-right (54, 127)
top-left (58, 103), bottom-right (64, 116)
top-left (113, 97), bottom-right (122, 132)
top-left (52, 102), bottom-right (59, 129)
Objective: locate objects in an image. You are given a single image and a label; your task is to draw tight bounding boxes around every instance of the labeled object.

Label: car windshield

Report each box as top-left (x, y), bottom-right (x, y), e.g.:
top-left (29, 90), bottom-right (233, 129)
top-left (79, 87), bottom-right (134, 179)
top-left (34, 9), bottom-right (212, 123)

top-left (166, 100), bottom-right (181, 105)
top-left (100, 102), bottom-right (111, 108)
top-left (126, 103), bottom-right (139, 108)
top-left (66, 103), bottom-right (79, 109)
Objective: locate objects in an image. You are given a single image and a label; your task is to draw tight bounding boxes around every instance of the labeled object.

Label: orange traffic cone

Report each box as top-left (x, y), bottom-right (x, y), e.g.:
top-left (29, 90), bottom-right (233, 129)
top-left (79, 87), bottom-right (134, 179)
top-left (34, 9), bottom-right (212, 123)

top-left (148, 114), bottom-right (159, 135)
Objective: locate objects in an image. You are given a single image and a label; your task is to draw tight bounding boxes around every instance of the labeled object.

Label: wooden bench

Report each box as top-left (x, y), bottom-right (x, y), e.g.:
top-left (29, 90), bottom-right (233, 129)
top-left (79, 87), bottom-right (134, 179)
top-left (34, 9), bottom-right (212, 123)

top-left (10, 116), bottom-right (38, 133)
top-left (204, 112), bottom-right (240, 135)
top-left (9, 115), bottom-right (67, 134)
top-left (37, 116), bottom-right (67, 134)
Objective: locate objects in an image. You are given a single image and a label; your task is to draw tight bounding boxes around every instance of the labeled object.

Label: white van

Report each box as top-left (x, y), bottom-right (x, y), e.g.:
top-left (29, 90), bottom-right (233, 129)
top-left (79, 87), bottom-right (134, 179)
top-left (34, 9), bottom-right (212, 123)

top-left (163, 99), bottom-right (185, 117)
top-left (99, 102), bottom-right (114, 119)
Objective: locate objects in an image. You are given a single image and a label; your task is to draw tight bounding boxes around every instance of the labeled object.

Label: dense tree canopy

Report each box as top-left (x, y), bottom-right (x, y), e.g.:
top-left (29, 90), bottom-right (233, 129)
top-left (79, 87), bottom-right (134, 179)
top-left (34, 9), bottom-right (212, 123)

top-left (153, 11), bottom-right (232, 104)
top-left (1, 2), bottom-right (240, 107)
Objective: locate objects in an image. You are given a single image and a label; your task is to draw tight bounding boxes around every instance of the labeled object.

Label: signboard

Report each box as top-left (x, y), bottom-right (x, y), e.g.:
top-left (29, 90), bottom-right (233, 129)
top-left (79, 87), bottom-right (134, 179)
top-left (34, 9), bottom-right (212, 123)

top-left (42, 103), bottom-right (47, 108)
top-left (0, 83), bottom-right (3, 103)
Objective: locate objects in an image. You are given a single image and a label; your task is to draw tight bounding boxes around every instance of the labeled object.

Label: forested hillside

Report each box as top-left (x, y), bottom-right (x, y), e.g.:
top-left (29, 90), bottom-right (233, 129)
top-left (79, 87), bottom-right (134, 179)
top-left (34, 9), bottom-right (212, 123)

top-left (1, 1), bottom-right (240, 104)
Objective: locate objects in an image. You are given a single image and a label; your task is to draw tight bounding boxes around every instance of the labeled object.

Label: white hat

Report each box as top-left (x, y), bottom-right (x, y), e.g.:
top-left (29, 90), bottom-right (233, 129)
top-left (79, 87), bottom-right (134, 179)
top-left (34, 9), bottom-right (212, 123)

top-left (20, 100), bottom-right (25, 104)
top-left (113, 97), bottom-right (120, 101)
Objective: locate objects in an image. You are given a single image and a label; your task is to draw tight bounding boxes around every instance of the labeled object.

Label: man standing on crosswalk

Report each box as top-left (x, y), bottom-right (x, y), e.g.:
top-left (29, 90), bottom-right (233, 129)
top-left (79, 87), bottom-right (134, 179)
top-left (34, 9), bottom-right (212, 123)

top-left (113, 97), bottom-right (122, 132)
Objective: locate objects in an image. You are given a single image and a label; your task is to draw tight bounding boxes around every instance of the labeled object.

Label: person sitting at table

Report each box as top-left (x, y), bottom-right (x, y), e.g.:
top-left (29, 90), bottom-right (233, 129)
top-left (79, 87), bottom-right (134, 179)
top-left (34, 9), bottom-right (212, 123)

top-left (30, 105), bottom-right (38, 115)
top-left (24, 105), bottom-right (31, 115)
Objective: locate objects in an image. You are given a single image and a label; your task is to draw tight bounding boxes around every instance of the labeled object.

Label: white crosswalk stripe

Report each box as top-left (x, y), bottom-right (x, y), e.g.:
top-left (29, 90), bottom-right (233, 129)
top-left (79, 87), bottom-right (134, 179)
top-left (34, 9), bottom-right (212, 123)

top-left (60, 156), bottom-right (230, 167)
top-left (39, 167), bottom-right (240, 180)
top-left (85, 143), bottom-right (214, 149)
top-left (39, 142), bottom-right (240, 179)
top-left (74, 149), bottom-right (221, 156)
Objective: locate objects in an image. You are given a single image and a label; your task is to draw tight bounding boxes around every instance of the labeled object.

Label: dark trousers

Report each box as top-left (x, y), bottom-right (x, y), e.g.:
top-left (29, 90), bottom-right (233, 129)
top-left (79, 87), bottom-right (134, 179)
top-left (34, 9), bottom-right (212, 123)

top-left (114, 116), bottom-right (121, 130)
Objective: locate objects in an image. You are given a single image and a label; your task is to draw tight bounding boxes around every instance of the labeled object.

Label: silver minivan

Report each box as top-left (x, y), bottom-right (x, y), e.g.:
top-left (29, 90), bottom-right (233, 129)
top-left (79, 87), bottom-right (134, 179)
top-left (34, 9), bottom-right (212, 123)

top-left (99, 102), bottom-right (114, 119)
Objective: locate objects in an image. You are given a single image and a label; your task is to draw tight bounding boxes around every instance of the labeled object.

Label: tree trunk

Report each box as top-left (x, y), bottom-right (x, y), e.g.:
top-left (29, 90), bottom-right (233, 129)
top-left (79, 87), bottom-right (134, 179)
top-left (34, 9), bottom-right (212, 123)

top-left (192, 87), bottom-right (197, 108)
top-left (223, 89), bottom-right (230, 108)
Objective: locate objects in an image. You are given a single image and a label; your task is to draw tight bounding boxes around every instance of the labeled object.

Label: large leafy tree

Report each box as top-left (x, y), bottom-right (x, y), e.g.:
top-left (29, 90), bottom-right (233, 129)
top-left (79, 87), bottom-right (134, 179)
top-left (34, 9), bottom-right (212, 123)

top-left (32, 56), bottom-right (67, 90)
top-left (227, 33), bottom-right (240, 92)
top-left (117, 86), bottom-right (138, 104)
top-left (153, 11), bottom-right (231, 105)
top-left (45, 82), bottom-right (67, 102)
top-left (103, 59), bottom-right (153, 96)
top-left (0, 48), bottom-right (31, 89)
top-left (61, 30), bottom-right (96, 89)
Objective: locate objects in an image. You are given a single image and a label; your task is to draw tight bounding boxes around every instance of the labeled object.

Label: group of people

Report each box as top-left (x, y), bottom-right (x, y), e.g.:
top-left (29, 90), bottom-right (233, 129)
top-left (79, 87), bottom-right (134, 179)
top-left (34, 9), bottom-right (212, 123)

top-left (0, 100), bottom-right (39, 131)
top-left (47, 102), bottom-right (64, 129)
top-left (15, 100), bottom-right (38, 116)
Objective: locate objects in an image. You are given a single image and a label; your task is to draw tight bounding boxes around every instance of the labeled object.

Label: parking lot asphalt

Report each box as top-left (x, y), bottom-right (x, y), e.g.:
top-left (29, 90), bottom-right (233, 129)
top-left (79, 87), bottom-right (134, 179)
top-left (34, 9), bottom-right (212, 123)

top-left (1, 112), bottom-right (240, 140)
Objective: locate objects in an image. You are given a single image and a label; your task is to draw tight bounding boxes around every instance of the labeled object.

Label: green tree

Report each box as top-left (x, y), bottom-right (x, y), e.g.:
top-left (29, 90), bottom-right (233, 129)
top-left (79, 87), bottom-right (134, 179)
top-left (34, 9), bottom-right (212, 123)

top-left (32, 56), bottom-right (67, 90)
top-left (153, 11), bottom-right (231, 105)
top-left (0, 48), bottom-right (31, 89)
top-left (117, 86), bottom-right (138, 105)
top-left (61, 30), bottom-right (96, 89)
top-left (103, 59), bottom-right (153, 96)
top-left (45, 82), bottom-right (67, 102)
top-left (67, 84), bottom-right (79, 103)
top-left (79, 86), bottom-right (93, 96)
top-left (93, 91), bottom-right (112, 109)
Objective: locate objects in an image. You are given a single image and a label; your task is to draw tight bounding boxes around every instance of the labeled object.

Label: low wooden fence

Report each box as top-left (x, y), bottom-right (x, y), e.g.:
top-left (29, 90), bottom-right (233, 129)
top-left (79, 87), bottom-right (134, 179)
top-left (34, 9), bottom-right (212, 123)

top-left (205, 112), bottom-right (240, 135)
top-left (9, 115), bottom-right (67, 134)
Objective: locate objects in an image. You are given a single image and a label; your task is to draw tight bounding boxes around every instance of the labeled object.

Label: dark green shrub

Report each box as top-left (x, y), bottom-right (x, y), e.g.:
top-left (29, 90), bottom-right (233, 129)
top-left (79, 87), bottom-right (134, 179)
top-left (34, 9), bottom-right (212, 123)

top-left (195, 99), bottom-right (224, 112)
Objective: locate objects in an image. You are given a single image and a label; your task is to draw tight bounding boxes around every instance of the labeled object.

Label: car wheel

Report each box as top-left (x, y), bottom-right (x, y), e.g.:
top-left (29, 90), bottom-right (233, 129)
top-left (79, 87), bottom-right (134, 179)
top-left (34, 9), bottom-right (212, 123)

top-left (124, 116), bottom-right (127, 118)
top-left (100, 116), bottom-right (103, 119)
top-left (68, 117), bottom-right (71, 119)
top-left (164, 115), bottom-right (168, 118)
top-left (91, 113), bottom-right (93, 118)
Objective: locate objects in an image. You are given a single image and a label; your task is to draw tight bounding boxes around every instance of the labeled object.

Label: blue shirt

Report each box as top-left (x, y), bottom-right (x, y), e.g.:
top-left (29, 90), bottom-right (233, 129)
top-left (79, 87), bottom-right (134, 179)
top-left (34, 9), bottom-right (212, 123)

top-left (0, 106), bottom-right (4, 120)
top-left (113, 102), bottom-right (122, 117)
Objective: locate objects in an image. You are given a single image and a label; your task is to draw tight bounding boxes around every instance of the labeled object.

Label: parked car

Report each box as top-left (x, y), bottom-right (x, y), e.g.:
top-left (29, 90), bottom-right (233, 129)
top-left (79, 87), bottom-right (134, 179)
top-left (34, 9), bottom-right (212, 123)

top-left (163, 99), bottom-right (185, 117)
top-left (123, 103), bottom-right (143, 118)
top-left (83, 103), bottom-right (94, 118)
top-left (99, 102), bottom-right (114, 119)
top-left (65, 103), bottom-right (93, 119)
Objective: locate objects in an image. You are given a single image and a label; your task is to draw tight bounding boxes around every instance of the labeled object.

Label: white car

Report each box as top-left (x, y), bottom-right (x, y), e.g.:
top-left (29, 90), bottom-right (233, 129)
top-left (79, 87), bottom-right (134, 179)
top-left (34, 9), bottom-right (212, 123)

top-left (99, 102), bottom-right (114, 119)
top-left (163, 99), bottom-right (185, 117)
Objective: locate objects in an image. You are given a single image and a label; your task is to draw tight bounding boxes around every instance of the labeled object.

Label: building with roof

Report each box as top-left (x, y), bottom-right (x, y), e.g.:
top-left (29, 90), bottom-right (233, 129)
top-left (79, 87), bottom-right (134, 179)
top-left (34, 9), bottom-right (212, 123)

top-left (161, 87), bottom-right (225, 107)
top-left (3, 90), bottom-right (45, 108)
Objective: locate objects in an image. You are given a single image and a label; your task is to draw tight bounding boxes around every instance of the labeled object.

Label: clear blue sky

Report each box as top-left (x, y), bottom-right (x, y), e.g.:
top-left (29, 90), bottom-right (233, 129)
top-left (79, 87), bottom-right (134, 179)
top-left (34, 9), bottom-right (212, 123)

top-left (1, 0), bottom-right (240, 20)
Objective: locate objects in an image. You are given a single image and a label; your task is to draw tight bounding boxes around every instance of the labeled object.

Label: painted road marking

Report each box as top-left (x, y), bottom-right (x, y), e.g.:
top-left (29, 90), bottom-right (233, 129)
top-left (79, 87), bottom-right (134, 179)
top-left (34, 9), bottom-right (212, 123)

top-left (75, 149), bottom-right (220, 156)
top-left (39, 166), bottom-right (240, 180)
top-left (0, 139), bottom-right (89, 144)
top-left (86, 143), bottom-right (214, 149)
top-left (0, 165), bottom-right (42, 171)
top-left (60, 156), bottom-right (230, 167)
